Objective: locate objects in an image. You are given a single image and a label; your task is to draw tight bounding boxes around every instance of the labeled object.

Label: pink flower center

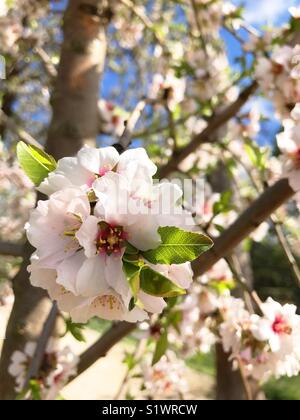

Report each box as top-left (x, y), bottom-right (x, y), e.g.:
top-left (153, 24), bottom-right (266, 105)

top-left (106, 102), bottom-right (115, 112)
top-left (272, 315), bottom-right (292, 335)
top-left (87, 167), bottom-right (111, 188)
top-left (96, 222), bottom-right (127, 256)
top-left (271, 62), bottom-right (284, 75)
top-left (111, 115), bottom-right (120, 126)
top-left (292, 148), bottom-right (300, 166)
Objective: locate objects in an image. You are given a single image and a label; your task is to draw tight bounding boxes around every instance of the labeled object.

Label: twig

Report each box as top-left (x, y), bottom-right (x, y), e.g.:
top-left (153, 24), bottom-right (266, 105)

top-left (114, 338), bottom-right (146, 400)
top-left (0, 110), bottom-right (43, 149)
top-left (158, 81), bottom-right (258, 178)
top-left (192, 178), bottom-right (294, 276)
top-left (167, 107), bottom-right (178, 151)
top-left (237, 358), bottom-right (253, 400)
top-left (190, 0), bottom-right (209, 59)
top-left (23, 303), bottom-right (58, 392)
top-left (34, 46), bottom-right (58, 79)
top-left (118, 99), bottom-right (148, 150)
top-left (272, 217), bottom-right (300, 288)
top-left (227, 254), bottom-right (263, 312)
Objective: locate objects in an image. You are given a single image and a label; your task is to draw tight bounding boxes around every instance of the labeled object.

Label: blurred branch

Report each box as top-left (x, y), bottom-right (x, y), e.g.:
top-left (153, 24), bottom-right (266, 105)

top-left (0, 110), bottom-right (43, 148)
top-left (73, 321), bottom-right (136, 380)
top-left (34, 46), bottom-right (58, 79)
top-left (192, 178), bottom-right (294, 276)
top-left (158, 81), bottom-right (258, 178)
top-left (272, 217), bottom-right (300, 288)
top-left (117, 98), bottom-right (148, 150)
top-left (23, 303), bottom-right (58, 393)
top-left (119, 0), bottom-right (165, 47)
top-left (0, 241), bottom-right (24, 257)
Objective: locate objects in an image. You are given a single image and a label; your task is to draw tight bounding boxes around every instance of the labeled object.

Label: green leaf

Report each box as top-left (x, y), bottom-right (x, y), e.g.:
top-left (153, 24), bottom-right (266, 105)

top-left (142, 226), bottom-right (213, 265)
top-left (16, 141), bottom-right (57, 186)
top-left (123, 261), bottom-right (141, 299)
top-left (65, 318), bottom-right (86, 342)
top-left (140, 265), bottom-right (186, 298)
top-left (213, 191), bottom-right (233, 215)
top-left (123, 351), bottom-right (137, 371)
top-left (29, 380), bottom-right (42, 400)
top-left (152, 331), bottom-right (168, 365)
top-left (124, 242), bottom-right (139, 255)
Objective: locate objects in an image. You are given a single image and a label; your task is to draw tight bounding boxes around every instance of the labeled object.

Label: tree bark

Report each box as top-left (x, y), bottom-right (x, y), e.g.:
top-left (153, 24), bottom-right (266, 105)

top-left (0, 0), bottom-right (112, 399)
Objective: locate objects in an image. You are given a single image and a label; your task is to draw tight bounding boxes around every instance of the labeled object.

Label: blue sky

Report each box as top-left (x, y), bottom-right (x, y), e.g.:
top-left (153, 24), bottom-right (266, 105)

top-left (233, 0), bottom-right (299, 26)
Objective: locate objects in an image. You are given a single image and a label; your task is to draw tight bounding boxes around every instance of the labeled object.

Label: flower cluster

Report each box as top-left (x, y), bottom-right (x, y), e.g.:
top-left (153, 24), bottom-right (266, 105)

top-left (8, 339), bottom-right (78, 399)
top-left (26, 146), bottom-right (197, 323)
top-left (142, 351), bottom-right (189, 398)
top-left (173, 259), bottom-right (232, 355)
top-left (98, 100), bottom-right (127, 137)
top-left (255, 45), bottom-right (300, 117)
top-left (219, 296), bottom-right (300, 382)
top-left (149, 71), bottom-right (186, 111)
top-left (277, 104), bottom-right (300, 192)
top-left (0, 143), bottom-right (35, 241)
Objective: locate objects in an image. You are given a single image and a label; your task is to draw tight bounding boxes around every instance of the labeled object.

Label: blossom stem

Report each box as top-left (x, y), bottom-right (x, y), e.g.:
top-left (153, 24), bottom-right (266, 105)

top-left (117, 98), bottom-right (148, 150)
top-left (22, 302), bottom-right (58, 393)
top-left (237, 358), bottom-right (253, 401)
top-left (114, 338), bottom-right (146, 400)
top-left (272, 218), bottom-right (300, 288)
top-left (158, 81), bottom-right (258, 178)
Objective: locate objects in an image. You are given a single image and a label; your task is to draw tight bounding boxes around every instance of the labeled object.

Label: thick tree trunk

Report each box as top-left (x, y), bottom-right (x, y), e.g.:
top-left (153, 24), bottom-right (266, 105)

top-left (0, 0), bottom-right (112, 399)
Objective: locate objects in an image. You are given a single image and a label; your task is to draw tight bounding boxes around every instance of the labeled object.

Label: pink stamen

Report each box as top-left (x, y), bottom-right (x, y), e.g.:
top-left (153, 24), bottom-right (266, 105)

top-left (272, 315), bottom-right (292, 335)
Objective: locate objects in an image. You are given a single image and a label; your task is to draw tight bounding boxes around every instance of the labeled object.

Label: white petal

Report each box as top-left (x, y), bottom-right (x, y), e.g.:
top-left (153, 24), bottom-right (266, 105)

top-left (56, 251), bottom-right (86, 295)
top-left (138, 290), bottom-right (167, 314)
top-left (28, 257), bottom-right (57, 290)
top-left (98, 147), bottom-right (120, 174)
top-left (126, 216), bottom-right (161, 251)
top-left (77, 146), bottom-right (101, 174)
top-left (118, 148), bottom-right (157, 176)
top-left (105, 255), bottom-right (131, 306)
top-left (167, 263), bottom-right (193, 289)
top-left (75, 256), bottom-right (109, 297)
top-left (37, 173), bottom-right (73, 196)
top-left (76, 216), bottom-right (99, 258)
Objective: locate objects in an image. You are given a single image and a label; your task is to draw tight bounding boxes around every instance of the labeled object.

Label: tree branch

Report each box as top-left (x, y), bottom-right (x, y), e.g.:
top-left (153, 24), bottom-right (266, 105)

top-left (0, 242), bottom-right (24, 257)
top-left (75, 322), bottom-right (136, 378)
top-left (23, 303), bottom-right (58, 392)
top-left (192, 178), bottom-right (294, 276)
top-left (158, 81), bottom-right (258, 178)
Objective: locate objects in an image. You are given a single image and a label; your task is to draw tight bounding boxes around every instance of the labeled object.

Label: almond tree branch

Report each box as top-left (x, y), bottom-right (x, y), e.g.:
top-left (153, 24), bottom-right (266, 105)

top-left (75, 321), bottom-right (136, 378)
top-left (34, 46), bottom-right (58, 79)
top-left (158, 81), bottom-right (258, 178)
top-left (22, 303), bottom-right (58, 393)
top-left (192, 178), bottom-right (294, 276)
top-left (116, 98), bottom-right (148, 151)
top-left (0, 242), bottom-right (24, 257)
